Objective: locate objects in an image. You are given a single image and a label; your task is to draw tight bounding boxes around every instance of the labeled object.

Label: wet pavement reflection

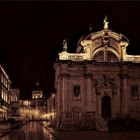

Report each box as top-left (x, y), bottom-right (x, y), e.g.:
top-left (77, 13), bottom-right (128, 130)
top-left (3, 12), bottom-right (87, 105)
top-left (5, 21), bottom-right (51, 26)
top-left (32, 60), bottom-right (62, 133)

top-left (1, 121), bottom-right (140, 140)
top-left (1, 121), bottom-right (55, 140)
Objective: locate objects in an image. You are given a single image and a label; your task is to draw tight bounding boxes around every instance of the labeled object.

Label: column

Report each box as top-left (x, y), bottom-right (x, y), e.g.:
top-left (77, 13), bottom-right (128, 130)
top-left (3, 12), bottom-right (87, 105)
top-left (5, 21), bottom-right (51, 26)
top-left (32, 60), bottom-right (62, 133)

top-left (92, 87), bottom-right (96, 113)
top-left (56, 79), bottom-right (60, 120)
top-left (98, 95), bottom-right (101, 116)
top-left (86, 73), bottom-right (93, 112)
top-left (62, 73), bottom-right (69, 113)
top-left (122, 74), bottom-right (128, 115)
top-left (119, 73), bottom-right (128, 116)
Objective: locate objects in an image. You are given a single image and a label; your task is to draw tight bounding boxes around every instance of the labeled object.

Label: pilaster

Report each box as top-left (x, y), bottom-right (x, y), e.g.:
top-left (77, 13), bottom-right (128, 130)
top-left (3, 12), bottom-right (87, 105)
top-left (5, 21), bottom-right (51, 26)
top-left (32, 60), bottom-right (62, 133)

top-left (119, 73), bottom-right (129, 116)
top-left (84, 73), bottom-right (93, 112)
top-left (60, 73), bottom-right (70, 113)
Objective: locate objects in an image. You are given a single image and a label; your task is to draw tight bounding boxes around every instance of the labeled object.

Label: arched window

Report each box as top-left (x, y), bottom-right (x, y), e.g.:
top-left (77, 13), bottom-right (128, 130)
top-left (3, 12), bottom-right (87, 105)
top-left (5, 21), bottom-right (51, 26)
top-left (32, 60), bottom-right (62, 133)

top-left (93, 50), bottom-right (119, 62)
top-left (73, 85), bottom-right (80, 100)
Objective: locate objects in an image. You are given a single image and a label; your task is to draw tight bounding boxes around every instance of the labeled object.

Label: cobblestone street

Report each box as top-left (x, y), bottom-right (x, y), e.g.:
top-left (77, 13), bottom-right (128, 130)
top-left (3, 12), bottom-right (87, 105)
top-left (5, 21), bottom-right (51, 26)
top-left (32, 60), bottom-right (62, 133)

top-left (0, 122), bottom-right (55, 140)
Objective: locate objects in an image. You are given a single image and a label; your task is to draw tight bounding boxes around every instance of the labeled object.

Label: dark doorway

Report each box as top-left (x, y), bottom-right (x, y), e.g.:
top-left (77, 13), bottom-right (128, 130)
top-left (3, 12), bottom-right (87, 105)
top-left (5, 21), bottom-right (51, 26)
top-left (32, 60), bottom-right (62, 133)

top-left (102, 96), bottom-right (111, 119)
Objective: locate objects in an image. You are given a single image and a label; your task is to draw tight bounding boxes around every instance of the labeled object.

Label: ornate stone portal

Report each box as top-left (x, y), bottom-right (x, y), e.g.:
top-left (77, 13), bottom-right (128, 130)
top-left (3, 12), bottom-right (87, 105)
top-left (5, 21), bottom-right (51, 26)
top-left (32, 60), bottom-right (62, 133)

top-left (54, 17), bottom-right (140, 131)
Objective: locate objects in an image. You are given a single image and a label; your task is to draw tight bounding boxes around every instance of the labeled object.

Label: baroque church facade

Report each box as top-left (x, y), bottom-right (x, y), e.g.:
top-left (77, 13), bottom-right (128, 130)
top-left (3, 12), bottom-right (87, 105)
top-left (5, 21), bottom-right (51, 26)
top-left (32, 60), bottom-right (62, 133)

top-left (54, 17), bottom-right (140, 131)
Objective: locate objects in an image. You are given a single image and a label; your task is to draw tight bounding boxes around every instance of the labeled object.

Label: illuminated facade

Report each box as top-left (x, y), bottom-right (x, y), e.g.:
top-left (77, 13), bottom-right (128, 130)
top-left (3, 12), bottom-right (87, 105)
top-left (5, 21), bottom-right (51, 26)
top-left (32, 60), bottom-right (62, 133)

top-left (9, 89), bottom-right (20, 120)
top-left (32, 82), bottom-right (43, 99)
top-left (54, 17), bottom-right (140, 131)
top-left (19, 82), bottom-right (46, 121)
top-left (0, 64), bottom-right (11, 120)
top-left (31, 81), bottom-right (46, 120)
top-left (19, 100), bottom-right (32, 120)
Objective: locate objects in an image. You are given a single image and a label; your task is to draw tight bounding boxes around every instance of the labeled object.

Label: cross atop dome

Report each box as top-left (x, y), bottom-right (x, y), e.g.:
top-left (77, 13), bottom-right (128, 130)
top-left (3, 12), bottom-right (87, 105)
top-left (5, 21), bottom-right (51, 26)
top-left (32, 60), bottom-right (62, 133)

top-left (89, 24), bottom-right (93, 32)
top-left (35, 79), bottom-right (39, 86)
top-left (103, 15), bottom-right (109, 30)
top-left (36, 81), bottom-right (39, 86)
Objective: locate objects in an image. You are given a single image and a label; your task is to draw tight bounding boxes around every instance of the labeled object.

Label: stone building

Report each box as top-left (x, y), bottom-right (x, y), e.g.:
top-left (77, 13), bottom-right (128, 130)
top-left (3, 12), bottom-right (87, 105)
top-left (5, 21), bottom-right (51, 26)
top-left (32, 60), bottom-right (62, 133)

top-left (54, 17), bottom-right (140, 131)
top-left (19, 100), bottom-right (32, 121)
top-left (30, 81), bottom-right (46, 120)
top-left (19, 82), bottom-right (47, 121)
top-left (0, 64), bottom-right (11, 120)
top-left (9, 89), bottom-right (20, 120)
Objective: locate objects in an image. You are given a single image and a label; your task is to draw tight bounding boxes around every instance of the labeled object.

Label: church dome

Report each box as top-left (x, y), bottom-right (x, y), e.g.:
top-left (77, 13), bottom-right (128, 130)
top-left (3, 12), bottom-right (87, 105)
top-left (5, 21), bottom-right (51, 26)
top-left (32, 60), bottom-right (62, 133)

top-left (59, 17), bottom-right (132, 62)
top-left (76, 17), bottom-right (129, 62)
top-left (32, 81), bottom-right (43, 99)
top-left (32, 81), bottom-right (42, 92)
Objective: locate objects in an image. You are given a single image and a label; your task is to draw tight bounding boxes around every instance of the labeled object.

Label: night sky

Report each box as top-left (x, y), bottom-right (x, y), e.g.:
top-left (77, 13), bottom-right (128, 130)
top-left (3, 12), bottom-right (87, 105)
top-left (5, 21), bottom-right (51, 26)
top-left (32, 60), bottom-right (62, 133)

top-left (0, 1), bottom-right (140, 99)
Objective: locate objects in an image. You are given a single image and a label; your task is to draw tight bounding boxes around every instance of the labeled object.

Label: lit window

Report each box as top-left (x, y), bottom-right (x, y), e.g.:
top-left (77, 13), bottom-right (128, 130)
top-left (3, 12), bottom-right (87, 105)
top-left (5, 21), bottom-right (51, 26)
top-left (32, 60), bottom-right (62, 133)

top-left (7, 84), bottom-right (9, 90)
top-left (4, 77), bottom-right (6, 86)
top-left (5, 93), bottom-right (8, 103)
top-left (73, 85), bottom-right (80, 100)
top-left (1, 74), bottom-right (4, 83)
top-left (6, 80), bottom-right (8, 88)
top-left (1, 89), bottom-right (4, 99)
top-left (3, 77), bottom-right (5, 86)
top-left (131, 86), bottom-right (139, 100)
top-left (1, 74), bottom-right (2, 82)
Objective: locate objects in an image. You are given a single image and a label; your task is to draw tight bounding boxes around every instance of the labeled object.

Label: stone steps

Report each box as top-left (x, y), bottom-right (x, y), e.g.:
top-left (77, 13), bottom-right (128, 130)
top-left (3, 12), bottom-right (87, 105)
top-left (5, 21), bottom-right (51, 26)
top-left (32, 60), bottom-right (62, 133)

top-left (95, 116), bottom-right (108, 132)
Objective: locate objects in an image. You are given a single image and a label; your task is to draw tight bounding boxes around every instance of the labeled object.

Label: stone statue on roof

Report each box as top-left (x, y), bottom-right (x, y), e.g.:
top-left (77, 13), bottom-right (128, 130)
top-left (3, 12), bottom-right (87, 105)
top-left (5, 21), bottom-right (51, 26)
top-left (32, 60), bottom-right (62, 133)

top-left (104, 16), bottom-right (109, 30)
top-left (63, 39), bottom-right (68, 52)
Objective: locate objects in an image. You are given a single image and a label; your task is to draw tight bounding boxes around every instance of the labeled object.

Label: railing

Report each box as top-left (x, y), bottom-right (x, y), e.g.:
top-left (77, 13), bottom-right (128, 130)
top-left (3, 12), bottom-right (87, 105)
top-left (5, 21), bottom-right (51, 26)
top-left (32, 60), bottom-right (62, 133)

top-left (62, 112), bottom-right (95, 121)
top-left (68, 55), bottom-right (84, 61)
top-left (60, 112), bottom-right (95, 130)
top-left (130, 112), bottom-right (140, 121)
top-left (124, 56), bottom-right (140, 63)
top-left (62, 112), bottom-right (82, 120)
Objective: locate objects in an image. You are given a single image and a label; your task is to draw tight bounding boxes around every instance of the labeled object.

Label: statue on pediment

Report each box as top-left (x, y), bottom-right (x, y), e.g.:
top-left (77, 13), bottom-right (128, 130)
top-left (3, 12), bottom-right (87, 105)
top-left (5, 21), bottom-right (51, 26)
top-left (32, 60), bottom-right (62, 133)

top-left (103, 16), bottom-right (109, 30)
top-left (63, 39), bottom-right (68, 52)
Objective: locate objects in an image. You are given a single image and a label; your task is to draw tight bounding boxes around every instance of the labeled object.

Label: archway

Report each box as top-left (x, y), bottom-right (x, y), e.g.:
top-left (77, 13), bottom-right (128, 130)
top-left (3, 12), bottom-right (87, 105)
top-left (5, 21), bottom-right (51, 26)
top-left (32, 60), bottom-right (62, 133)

top-left (92, 50), bottom-right (119, 62)
top-left (102, 96), bottom-right (111, 119)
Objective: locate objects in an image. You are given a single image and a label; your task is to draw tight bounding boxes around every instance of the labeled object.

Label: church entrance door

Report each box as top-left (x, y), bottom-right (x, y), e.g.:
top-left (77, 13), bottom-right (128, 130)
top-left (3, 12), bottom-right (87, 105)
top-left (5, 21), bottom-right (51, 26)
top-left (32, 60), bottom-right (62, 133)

top-left (102, 96), bottom-right (111, 119)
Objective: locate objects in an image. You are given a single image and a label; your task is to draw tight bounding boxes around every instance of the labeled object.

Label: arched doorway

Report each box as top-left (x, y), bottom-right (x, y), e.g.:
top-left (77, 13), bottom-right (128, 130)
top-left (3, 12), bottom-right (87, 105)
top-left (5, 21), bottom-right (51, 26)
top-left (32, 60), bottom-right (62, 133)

top-left (102, 96), bottom-right (111, 119)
